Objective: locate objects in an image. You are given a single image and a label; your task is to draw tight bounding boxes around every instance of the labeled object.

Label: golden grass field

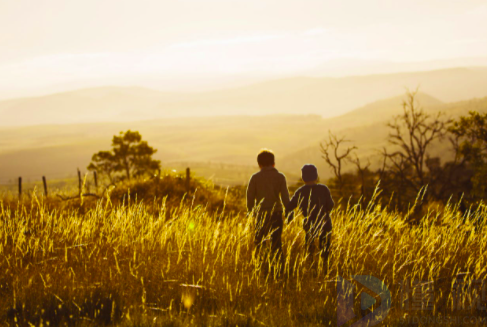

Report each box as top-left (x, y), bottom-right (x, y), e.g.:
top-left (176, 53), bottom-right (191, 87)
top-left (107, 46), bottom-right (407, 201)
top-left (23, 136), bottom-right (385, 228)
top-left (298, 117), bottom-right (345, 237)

top-left (1, 174), bottom-right (486, 326)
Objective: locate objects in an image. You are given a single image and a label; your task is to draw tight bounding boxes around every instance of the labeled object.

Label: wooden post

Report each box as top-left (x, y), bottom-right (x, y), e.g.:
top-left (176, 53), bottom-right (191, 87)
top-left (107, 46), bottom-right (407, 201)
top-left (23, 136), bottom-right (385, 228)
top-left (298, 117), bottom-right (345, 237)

top-left (94, 171), bottom-right (98, 189)
top-left (42, 176), bottom-right (48, 197)
top-left (77, 168), bottom-right (82, 195)
top-left (185, 167), bottom-right (190, 192)
top-left (18, 177), bottom-right (22, 199)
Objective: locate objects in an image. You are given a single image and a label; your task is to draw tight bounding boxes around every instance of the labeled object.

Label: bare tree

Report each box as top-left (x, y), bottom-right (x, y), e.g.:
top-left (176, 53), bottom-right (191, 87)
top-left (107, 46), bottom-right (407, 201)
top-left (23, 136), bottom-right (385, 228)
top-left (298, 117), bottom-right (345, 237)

top-left (320, 131), bottom-right (357, 191)
top-left (384, 90), bottom-right (448, 192)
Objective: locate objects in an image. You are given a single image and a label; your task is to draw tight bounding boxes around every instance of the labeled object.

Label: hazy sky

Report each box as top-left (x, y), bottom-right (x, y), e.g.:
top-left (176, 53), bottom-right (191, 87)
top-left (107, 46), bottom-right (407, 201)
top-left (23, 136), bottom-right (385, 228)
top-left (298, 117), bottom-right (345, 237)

top-left (1, 0), bottom-right (487, 96)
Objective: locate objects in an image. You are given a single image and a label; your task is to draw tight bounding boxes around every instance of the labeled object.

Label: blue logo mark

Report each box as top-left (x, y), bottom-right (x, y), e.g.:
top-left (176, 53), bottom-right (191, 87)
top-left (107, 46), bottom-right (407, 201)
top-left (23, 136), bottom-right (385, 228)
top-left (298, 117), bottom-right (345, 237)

top-left (337, 275), bottom-right (391, 327)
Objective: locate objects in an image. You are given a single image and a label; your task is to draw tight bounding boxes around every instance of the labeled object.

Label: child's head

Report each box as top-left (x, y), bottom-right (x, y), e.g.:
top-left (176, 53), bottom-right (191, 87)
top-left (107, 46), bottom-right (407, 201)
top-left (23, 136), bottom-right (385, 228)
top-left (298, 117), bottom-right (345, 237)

top-left (257, 149), bottom-right (275, 168)
top-left (301, 164), bottom-right (318, 183)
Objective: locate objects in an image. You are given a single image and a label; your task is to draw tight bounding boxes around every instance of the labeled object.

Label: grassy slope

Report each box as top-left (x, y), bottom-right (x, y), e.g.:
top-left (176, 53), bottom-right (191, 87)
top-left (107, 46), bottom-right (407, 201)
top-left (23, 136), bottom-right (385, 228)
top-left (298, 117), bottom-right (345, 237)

top-left (0, 177), bottom-right (485, 326)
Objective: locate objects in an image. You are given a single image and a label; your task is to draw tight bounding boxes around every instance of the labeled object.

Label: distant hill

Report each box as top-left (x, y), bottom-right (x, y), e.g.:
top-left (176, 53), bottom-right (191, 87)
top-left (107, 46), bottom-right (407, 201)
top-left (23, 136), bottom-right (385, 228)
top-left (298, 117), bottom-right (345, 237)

top-left (321, 92), bottom-right (444, 129)
top-left (2, 67), bottom-right (487, 126)
top-left (1, 93), bottom-right (486, 186)
top-left (306, 57), bottom-right (487, 77)
top-left (0, 86), bottom-right (183, 126)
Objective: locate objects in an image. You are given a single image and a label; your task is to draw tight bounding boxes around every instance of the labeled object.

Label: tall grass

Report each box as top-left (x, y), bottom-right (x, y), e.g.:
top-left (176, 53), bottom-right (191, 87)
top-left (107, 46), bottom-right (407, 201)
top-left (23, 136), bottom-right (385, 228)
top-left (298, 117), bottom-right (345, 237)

top-left (0, 180), bottom-right (486, 326)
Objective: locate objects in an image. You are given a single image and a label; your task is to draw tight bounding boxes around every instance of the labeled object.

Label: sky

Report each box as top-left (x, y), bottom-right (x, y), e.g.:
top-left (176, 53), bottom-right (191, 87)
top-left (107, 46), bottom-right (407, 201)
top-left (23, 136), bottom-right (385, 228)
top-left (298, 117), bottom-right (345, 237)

top-left (1, 0), bottom-right (487, 97)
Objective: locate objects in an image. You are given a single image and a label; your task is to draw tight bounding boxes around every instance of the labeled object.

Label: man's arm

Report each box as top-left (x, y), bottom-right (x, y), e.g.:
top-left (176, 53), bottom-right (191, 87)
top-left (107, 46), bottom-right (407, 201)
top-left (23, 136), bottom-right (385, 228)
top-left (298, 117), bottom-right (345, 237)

top-left (280, 174), bottom-right (292, 222)
top-left (280, 175), bottom-right (290, 209)
top-left (246, 175), bottom-right (256, 212)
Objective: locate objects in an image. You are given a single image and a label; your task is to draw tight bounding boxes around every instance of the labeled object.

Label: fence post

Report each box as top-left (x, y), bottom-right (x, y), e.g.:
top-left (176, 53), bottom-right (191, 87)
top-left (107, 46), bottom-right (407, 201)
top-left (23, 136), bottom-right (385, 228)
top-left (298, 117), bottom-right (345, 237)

top-left (186, 167), bottom-right (190, 192)
top-left (18, 177), bottom-right (22, 199)
top-left (77, 168), bottom-right (82, 196)
top-left (42, 176), bottom-right (48, 197)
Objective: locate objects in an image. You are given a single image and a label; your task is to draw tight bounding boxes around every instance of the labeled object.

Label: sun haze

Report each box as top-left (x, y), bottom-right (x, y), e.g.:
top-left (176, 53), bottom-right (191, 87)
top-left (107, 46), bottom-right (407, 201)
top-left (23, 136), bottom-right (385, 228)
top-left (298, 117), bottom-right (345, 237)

top-left (1, 0), bottom-right (486, 97)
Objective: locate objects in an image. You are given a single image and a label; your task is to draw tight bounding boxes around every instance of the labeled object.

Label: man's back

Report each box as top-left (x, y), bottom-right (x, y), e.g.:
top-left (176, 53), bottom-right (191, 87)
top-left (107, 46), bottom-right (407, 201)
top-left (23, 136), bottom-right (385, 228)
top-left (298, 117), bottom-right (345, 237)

top-left (246, 167), bottom-right (290, 213)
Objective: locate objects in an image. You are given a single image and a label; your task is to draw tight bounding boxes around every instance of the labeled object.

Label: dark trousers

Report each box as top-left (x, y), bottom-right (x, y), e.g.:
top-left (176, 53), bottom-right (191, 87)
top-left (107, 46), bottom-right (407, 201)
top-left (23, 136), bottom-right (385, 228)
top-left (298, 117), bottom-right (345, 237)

top-left (305, 221), bottom-right (332, 263)
top-left (254, 211), bottom-right (283, 261)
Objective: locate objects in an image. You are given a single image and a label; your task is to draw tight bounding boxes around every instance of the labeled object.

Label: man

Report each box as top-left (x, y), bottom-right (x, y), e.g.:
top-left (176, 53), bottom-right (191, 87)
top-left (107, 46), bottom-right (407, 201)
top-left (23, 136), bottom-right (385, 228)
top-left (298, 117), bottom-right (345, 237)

top-left (246, 149), bottom-right (290, 262)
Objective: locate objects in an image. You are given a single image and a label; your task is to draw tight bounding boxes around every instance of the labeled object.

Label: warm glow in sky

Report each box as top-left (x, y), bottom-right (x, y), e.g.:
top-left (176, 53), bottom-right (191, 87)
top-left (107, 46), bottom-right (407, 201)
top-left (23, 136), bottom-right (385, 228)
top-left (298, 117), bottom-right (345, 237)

top-left (1, 0), bottom-right (487, 96)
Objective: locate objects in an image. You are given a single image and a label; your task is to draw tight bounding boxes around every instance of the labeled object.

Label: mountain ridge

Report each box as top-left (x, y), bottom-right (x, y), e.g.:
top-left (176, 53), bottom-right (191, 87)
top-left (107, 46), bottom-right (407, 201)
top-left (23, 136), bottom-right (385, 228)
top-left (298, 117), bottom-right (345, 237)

top-left (1, 67), bottom-right (487, 127)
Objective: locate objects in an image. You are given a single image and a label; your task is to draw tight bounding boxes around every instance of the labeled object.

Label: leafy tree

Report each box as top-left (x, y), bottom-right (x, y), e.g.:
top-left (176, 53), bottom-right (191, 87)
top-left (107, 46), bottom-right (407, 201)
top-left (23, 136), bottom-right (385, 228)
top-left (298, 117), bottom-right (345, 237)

top-left (88, 151), bottom-right (117, 183)
top-left (88, 130), bottom-right (160, 181)
top-left (449, 111), bottom-right (487, 198)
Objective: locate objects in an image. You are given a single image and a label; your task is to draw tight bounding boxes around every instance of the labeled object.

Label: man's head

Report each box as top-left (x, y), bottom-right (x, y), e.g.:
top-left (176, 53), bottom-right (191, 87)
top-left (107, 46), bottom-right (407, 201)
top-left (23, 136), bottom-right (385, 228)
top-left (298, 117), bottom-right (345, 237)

top-left (257, 149), bottom-right (275, 168)
top-left (301, 164), bottom-right (318, 183)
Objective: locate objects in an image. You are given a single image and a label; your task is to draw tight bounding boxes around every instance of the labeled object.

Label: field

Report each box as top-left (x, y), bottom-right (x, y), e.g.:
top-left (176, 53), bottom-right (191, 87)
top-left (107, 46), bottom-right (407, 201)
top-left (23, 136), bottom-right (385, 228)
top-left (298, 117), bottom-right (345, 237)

top-left (1, 174), bottom-right (486, 326)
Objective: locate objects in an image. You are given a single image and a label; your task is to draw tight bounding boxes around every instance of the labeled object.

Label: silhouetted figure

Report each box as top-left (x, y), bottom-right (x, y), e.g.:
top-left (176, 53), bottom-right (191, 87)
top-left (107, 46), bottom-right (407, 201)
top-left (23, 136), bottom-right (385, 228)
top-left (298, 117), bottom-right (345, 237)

top-left (287, 164), bottom-right (334, 271)
top-left (247, 149), bottom-right (290, 267)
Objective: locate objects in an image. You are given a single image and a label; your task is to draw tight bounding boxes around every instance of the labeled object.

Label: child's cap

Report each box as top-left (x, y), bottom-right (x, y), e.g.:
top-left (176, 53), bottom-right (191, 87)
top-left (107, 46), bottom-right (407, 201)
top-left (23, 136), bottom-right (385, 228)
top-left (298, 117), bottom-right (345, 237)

top-left (301, 164), bottom-right (318, 182)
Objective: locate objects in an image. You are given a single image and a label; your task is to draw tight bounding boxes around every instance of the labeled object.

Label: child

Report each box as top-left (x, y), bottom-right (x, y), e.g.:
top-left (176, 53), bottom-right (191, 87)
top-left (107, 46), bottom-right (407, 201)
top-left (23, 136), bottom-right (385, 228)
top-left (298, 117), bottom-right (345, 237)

top-left (286, 164), bottom-right (334, 267)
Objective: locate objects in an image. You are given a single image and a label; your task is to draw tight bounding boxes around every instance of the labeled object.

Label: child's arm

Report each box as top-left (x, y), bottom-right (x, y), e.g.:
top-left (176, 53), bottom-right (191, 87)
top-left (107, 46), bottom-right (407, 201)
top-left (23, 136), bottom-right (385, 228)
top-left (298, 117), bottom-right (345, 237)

top-left (285, 191), bottom-right (299, 223)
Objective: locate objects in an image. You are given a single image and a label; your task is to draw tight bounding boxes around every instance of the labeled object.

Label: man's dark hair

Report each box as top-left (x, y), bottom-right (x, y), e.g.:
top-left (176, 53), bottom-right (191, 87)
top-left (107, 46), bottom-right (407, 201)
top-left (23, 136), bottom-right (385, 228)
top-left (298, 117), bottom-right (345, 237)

top-left (257, 149), bottom-right (275, 167)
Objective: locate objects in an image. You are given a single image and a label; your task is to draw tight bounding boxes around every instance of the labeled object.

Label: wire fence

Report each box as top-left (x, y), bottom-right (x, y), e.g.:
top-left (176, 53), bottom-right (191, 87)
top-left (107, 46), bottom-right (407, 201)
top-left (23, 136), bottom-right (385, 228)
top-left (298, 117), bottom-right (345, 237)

top-left (0, 168), bottom-right (98, 198)
top-left (0, 168), bottom-right (194, 199)
top-left (0, 171), bottom-right (79, 185)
